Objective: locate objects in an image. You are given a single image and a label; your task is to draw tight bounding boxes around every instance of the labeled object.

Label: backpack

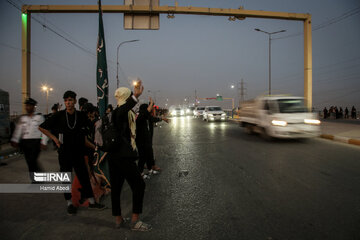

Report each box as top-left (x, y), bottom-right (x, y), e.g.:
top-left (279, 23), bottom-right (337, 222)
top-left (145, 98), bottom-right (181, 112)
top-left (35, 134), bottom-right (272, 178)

top-left (94, 111), bottom-right (120, 152)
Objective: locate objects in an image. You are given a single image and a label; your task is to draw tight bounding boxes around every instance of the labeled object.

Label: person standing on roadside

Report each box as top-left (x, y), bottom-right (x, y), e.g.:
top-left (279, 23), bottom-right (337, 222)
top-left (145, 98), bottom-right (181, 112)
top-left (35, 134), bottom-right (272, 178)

top-left (323, 107), bottom-right (328, 119)
top-left (78, 97), bottom-right (88, 111)
top-left (345, 107), bottom-right (349, 119)
top-left (351, 106), bottom-right (357, 119)
top-left (39, 91), bottom-right (105, 215)
top-left (10, 98), bottom-right (48, 182)
top-left (136, 97), bottom-right (169, 178)
top-left (107, 81), bottom-right (151, 231)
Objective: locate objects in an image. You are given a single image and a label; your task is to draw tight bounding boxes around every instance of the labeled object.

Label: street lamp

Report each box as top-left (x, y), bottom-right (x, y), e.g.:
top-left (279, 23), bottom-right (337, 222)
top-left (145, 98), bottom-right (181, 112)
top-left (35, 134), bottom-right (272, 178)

top-left (41, 85), bottom-right (53, 114)
top-left (116, 39), bottom-right (139, 88)
top-left (254, 28), bottom-right (286, 95)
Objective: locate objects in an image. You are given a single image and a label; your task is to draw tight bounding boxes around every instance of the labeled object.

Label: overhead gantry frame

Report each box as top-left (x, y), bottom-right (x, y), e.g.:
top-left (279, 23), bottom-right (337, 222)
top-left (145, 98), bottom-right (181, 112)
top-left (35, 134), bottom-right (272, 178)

top-left (21, 4), bottom-right (312, 112)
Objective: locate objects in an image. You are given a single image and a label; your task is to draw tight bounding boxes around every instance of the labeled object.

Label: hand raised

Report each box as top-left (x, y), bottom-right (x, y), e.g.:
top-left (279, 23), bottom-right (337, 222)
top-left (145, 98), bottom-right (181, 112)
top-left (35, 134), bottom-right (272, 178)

top-left (133, 80), bottom-right (144, 98)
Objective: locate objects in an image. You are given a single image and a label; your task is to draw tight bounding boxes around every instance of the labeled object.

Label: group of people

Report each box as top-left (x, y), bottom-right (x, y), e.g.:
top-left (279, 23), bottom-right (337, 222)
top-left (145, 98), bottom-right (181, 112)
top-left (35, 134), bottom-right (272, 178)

top-left (322, 106), bottom-right (357, 119)
top-left (10, 81), bottom-right (168, 231)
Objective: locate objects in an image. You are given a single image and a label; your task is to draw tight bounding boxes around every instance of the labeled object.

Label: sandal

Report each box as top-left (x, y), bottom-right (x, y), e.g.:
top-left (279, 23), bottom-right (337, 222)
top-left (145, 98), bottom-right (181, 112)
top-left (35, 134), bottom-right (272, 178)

top-left (130, 220), bottom-right (152, 232)
top-left (149, 169), bottom-right (159, 175)
top-left (152, 165), bottom-right (161, 171)
top-left (115, 218), bottom-right (130, 229)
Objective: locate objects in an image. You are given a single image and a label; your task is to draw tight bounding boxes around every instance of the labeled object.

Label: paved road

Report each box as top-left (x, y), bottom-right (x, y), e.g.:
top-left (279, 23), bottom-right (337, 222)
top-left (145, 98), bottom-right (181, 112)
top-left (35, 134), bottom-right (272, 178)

top-left (1, 117), bottom-right (360, 240)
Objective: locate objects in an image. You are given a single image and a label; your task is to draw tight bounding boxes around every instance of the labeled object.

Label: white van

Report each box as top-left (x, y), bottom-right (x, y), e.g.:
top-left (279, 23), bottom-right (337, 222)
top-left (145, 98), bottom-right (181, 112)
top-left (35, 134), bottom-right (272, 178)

top-left (239, 96), bottom-right (321, 138)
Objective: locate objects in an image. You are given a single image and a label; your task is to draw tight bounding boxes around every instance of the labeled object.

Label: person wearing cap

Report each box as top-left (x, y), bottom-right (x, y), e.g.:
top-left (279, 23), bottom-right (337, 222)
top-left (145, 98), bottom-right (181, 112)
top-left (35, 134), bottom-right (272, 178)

top-left (39, 91), bottom-right (105, 215)
top-left (10, 98), bottom-right (48, 182)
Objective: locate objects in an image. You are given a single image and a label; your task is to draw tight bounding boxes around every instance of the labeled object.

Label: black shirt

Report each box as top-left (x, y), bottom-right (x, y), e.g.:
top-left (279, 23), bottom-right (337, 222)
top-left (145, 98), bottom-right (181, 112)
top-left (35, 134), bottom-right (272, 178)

top-left (136, 110), bottom-right (161, 145)
top-left (40, 110), bottom-right (88, 151)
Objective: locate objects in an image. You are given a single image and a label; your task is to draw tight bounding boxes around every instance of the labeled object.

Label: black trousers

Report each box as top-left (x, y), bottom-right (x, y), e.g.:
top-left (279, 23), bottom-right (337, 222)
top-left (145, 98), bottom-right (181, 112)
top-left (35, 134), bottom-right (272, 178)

top-left (58, 147), bottom-right (94, 201)
top-left (108, 155), bottom-right (145, 216)
top-left (137, 143), bottom-right (155, 173)
top-left (20, 139), bottom-right (42, 181)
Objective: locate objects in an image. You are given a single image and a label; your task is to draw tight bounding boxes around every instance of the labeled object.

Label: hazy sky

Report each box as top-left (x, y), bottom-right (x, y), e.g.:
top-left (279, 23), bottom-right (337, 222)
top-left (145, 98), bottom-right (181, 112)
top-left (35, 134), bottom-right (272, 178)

top-left (1, 0), bottom-right (360, 114)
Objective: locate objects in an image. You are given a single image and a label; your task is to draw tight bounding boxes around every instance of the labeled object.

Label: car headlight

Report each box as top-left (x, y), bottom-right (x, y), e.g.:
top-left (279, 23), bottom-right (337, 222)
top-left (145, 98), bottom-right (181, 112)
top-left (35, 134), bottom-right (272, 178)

top-left (171, 111), bottom-right (176, 116)
top-left (304, 119), bottom-right (321, 125)
top-left (221, 113), bottom-right (226, 116)
top-left (208, 114), bottom-right (213, 117)
top-left (186, 109), bottom-right (190, 113)
top-left (271, 120), bottom-right (287, 127)
top-left (180, 110), bottom-right (185, 115)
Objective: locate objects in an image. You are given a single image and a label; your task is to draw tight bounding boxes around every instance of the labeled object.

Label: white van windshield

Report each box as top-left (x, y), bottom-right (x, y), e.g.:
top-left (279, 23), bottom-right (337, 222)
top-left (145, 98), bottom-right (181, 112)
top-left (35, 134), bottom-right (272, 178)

top-left (277, 99), bottom-right (308, 113)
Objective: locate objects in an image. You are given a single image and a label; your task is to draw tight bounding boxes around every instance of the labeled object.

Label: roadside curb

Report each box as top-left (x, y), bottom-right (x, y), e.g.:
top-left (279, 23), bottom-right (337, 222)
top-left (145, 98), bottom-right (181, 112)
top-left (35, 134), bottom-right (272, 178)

top-left (320, 134), bottom-right (360, 147)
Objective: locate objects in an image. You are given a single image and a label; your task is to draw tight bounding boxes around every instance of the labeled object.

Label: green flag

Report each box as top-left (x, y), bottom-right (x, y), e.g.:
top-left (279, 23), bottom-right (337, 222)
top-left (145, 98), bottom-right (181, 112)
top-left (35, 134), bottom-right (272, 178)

top-left (96, 0), bottom-right (108, 117)
top-left (95, 0), bottom-right (110, 189)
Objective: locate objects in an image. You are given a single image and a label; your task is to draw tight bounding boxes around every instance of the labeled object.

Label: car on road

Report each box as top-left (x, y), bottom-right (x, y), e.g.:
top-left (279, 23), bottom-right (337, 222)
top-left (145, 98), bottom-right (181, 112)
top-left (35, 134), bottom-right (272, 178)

top-left (186, 107), bottom-right (195, 116)
top-left (170, 107), bottom-right (185, 117)
top-left (239, 95), bottom-right (321, 139)
top-left (203, 106), bottom-right (227, 122)
top-left (194, 106), bottom-right (205, 118)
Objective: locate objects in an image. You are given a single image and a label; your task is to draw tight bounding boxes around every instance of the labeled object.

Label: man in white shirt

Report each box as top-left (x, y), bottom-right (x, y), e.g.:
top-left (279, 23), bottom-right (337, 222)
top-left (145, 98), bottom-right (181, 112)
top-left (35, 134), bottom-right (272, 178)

top-left (11, 98), bottom-right (48, 181)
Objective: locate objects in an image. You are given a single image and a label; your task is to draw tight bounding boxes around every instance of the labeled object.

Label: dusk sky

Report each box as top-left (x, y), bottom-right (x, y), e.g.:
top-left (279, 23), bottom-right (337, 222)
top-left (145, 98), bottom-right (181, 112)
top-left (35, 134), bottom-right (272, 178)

top-left (1, 0), bottom-right (359, 114)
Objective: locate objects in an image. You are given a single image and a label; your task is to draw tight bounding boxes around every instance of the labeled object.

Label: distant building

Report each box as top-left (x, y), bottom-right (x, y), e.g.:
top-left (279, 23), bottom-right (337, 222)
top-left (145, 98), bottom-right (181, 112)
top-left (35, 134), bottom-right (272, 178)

top-left (0, 89), bottom-right (10, 142)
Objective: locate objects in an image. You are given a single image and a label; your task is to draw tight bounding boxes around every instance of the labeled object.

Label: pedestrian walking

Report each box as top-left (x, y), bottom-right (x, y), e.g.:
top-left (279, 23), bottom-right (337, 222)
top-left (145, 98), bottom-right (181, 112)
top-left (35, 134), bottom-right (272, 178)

top-left (107, 81), bottom-right (151, 231)
top-left (10, 98), bottom-right (48, 182)
top-left (39, 91), bottom-right (105, 215)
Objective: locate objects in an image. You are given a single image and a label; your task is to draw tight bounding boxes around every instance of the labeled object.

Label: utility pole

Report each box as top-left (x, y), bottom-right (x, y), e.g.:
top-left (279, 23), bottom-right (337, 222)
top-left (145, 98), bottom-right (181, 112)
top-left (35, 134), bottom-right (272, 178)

top-left (195, 89), bottom-right (197, 106)
top-left (238, 78), bottom-right (246, 107)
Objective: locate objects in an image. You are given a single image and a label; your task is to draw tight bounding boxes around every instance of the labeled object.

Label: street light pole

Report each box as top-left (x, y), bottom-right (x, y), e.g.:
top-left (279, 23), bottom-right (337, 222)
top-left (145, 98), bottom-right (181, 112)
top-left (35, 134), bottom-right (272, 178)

top-left (269, 34), bottom-right (271, 95)
top-left (116, 39), bottom-right (139, 88)
top-left (255, 28), bottom-right (286, 95)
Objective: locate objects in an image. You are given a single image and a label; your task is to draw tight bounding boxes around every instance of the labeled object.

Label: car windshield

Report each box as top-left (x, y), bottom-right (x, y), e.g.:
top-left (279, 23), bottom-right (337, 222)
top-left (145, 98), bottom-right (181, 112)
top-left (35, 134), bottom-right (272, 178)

top-left (197, 107), bottom-right (205, 110)
top-left (208, 107), bottom-right (222, 111)
top-left (188, 107), bottom-right (195, 110)
top-left (276, 99), bottom-right (308, 113)
top-left (175, 108), bottom-right (181, 111)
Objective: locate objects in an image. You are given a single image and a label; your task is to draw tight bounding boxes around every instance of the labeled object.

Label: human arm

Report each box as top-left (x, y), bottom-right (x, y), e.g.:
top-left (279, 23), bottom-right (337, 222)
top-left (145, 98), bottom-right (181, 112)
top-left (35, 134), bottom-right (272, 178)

top-left (85, 136), bottom-right (96, 150)
top-left (39, 127), bottom-right (61, 148)
top-left (39, 115), bottom-right (48, 147)
top-left (147, 97), bottom-right (154, 112)
top-left (38, 113), bottom-right (60, 148)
